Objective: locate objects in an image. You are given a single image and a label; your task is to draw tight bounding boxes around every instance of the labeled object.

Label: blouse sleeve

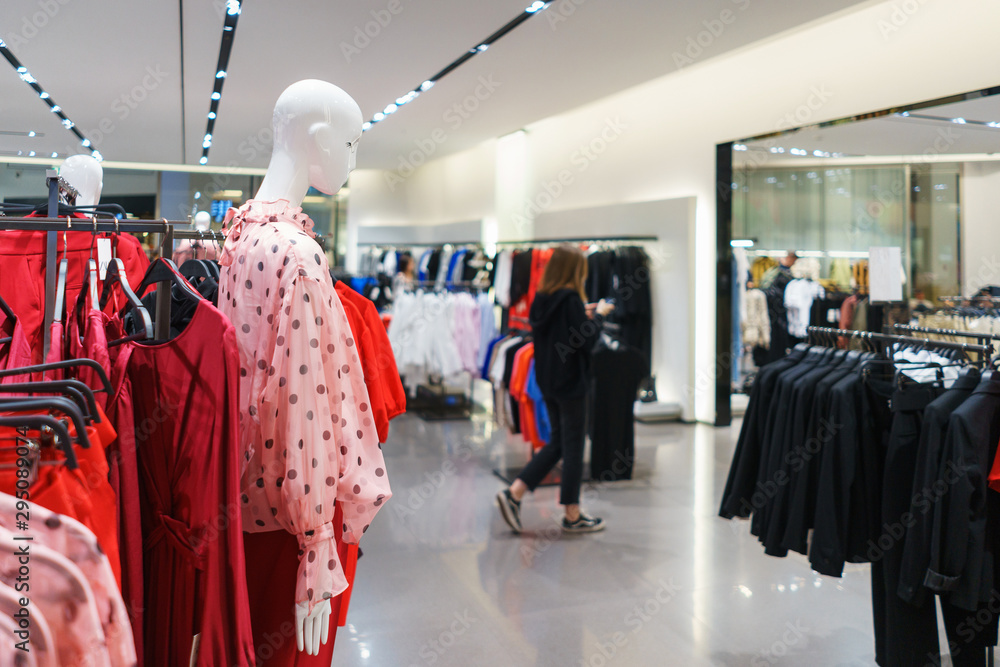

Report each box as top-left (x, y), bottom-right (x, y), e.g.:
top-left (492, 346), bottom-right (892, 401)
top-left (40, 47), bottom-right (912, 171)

top-left (257, 273), bottom-right (392, 612)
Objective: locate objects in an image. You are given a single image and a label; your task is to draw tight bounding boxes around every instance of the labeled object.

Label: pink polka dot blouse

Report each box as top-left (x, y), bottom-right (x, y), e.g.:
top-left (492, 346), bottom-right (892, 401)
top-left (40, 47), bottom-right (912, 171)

top-left (220, 199), bottom-right (391, 611)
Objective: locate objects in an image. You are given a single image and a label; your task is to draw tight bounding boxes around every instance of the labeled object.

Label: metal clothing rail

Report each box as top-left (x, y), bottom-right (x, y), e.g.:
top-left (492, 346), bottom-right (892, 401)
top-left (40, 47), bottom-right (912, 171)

top-left (807, 326), bottom-right (993, 357)
top-left (892, 323), bottom-right (1000, 343)
top-left (0, 201), bottom-right (194, 352)
top-left (938, 295), bottom-right (1000, 303)
top-left (494, 235), bottom-right (658, 246)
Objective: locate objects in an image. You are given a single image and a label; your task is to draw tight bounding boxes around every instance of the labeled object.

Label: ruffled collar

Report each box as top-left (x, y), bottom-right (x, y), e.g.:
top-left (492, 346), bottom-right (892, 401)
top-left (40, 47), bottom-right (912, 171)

top-left (221, 199), bottom-right (316, 266)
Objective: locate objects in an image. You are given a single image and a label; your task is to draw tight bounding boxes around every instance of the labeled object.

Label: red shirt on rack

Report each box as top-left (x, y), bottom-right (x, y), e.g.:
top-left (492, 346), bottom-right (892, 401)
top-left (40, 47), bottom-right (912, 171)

top-left (0, 220), bottom-right (148, 363)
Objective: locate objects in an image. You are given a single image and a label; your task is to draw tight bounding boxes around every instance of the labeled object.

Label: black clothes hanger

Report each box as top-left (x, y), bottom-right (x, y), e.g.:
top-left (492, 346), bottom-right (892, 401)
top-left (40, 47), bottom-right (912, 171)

top-left (0, 359), bottom-right (112, 396)
top-left (179, 259), bottom-right (213, 280)
top-left (101, 258), bottom-right (153, 347)
top-left (0, 379), bottom-right (99, 424)
top-left (0, 414), bottom-right (77, 470)
top-left (0, 396), bottom-right (90, 450)
top-left (130, 258), bottom-right (203, 305)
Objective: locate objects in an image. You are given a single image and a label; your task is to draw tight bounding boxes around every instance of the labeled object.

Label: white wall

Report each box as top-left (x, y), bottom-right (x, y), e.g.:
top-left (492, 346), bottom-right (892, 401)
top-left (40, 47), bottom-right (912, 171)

top-left (533, 198), bottom-right (697, 419)
top-left (350, 0), bottom-right (1000, 422)
top-left (962, 162), bottom-right (1000, 296)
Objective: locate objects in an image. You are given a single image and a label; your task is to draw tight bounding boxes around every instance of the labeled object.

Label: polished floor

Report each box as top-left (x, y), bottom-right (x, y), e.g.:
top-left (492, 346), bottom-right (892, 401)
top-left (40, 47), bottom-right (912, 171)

top-left (331, 409), bottom-right (909, 666)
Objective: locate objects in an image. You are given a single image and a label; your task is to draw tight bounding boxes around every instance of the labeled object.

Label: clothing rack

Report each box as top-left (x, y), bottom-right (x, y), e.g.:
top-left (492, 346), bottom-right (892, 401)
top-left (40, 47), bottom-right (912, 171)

top-left (892, 323), bottom-right (1000, 346)
top-left (939, 295), bottom-right (1000, 304)
top-left (807, 326), bottom-right (993, 363)
top-left (494, 235), bottom-right (658, 246)
top-left (0, 188), bottom-right (195, 352)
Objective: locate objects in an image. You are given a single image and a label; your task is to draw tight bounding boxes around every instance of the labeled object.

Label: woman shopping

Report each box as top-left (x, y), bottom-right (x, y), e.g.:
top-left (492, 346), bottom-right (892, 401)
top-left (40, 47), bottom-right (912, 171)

top-left (496, 244), bottom-right (614, 534)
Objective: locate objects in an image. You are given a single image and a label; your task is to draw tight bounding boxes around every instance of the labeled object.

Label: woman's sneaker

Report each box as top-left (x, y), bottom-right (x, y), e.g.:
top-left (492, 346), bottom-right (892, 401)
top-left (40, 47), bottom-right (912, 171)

top-left (496, 489), bottom-right (522, 533)
top-left (562, 513), bottom-right (605, 533)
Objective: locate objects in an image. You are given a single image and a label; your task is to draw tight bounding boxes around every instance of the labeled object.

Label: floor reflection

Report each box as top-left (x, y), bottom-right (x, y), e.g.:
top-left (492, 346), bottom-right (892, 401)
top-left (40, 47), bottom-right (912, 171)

top-left (332, 412), bottom-right (877, 666)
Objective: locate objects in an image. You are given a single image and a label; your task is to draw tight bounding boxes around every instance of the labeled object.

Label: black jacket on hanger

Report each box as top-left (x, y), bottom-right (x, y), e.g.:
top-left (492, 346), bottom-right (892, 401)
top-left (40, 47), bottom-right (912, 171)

top-left (588, 343), bottom-right (646, 481)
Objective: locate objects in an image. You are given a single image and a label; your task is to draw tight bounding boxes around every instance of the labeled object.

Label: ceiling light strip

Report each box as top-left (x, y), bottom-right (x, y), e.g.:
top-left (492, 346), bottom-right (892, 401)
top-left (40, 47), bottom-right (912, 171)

top-left (0, 40), bottom-right (99, 160)
top-left (362, 1), bottom-right (551, 132)
top-left (200, 0), bottom-right (242, 165)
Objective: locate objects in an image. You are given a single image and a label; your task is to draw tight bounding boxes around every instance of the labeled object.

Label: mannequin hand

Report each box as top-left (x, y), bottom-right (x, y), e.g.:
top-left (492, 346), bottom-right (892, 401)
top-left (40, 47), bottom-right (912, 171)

top-left (295, 600), bottom-right (332, 656)
top-left (595, 299), bottom-right (615, 317)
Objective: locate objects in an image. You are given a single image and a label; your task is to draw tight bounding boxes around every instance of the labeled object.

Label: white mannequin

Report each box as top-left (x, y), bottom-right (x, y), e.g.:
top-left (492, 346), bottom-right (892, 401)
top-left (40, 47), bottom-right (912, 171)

top-left (193, 210), bottom-right (212, 230)
top-left (253, 79), bottom-right (362, 657)
top-left (58, 155), bottom-right (103, 207)
top-left (254, 79), bottom-right (361, 207)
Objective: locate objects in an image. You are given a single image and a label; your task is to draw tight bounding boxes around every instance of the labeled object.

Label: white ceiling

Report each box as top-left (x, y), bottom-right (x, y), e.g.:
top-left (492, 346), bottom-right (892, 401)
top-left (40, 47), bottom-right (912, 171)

top-left (737, 94), bottom-right (1000, 161)
top-left (0, 0), bottom-right (870, 171)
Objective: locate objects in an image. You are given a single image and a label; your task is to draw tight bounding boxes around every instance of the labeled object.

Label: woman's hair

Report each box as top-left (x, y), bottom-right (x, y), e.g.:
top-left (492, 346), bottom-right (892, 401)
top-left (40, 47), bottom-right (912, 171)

top-left (398, 253), bottom-right (413, 275)
top-left (536, 244), bottom-right (588, 301)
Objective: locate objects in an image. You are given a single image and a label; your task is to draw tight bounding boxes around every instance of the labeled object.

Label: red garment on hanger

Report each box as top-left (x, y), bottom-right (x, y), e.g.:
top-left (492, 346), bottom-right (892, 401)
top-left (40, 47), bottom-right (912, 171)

top-left (337, 284), bottom-right (407, 421)
top-left (335, 282), bottom-right (406, 439)
top-left (0, 225), bottom-right (148, 363)
top-left (335, 289), bottom-right (390, 443)
top-left (508, 249), bottom-right (553, 332)
top-left (66, 307), bottom-right (112, 409)
top-left (122, 299), bottom-right (254, 667)
top-left (0, 315), bottom-right (32, 384)
top-left (509, 343), bottom-right (544, 450)
top-left (0, 420), bottom-right (121, 587)
top-left (103, 315), bottom-right (145, 665)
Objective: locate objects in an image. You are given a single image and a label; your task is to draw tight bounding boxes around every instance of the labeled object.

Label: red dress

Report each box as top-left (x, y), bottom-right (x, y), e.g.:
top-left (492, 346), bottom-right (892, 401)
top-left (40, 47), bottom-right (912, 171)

top-left (121, 300), bottom-right (255, 666)
top-left (103, 313), bottom-right (145, 664)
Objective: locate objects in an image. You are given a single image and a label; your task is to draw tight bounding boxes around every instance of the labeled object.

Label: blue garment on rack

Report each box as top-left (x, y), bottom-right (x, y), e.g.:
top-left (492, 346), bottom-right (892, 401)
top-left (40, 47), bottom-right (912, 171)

top-left (350, 276), bottom-right (376, 296)
top-left (447, 249), bottom-right (467, 286)
top-left (526, 361), bottom-right (550, 444)
top-left (481, 334), bottom-right (505, 380)
top-left (417, 248), bottom-right (433, 282)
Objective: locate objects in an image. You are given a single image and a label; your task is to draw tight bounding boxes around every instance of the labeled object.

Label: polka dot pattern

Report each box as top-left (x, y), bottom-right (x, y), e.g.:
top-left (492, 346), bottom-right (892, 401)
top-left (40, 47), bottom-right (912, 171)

top-left (219, 199), bottom-right (392, 613)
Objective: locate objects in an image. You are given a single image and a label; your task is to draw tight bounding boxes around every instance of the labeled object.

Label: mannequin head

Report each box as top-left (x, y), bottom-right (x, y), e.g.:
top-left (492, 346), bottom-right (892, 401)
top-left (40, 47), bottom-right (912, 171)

top-left (255, 80), bottom-right (363, 206)
top-left (59, 155), bottom-right (103, 207)
top-left (193, 211), bottom-right (212, 231)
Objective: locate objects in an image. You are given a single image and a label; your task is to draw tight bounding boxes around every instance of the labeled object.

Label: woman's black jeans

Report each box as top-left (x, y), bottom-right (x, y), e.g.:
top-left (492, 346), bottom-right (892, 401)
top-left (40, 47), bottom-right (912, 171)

top-left (516, 394), bottom-right (586, 506)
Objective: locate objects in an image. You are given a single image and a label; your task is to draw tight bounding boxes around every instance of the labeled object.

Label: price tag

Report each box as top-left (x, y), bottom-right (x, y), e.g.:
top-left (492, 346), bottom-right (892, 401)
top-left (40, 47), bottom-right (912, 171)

top-left (97, 238), bottom-right (112, 280)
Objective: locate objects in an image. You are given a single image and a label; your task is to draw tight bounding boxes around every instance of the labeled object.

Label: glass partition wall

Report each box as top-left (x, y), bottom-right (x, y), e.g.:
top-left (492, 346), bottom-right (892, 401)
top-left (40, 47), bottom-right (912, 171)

top-left (715, 84), bottom-right (1000, 426)
top-left (733, 164), bottom-right (961, 301)
top-left (0, 163), bottom-right (350, 268)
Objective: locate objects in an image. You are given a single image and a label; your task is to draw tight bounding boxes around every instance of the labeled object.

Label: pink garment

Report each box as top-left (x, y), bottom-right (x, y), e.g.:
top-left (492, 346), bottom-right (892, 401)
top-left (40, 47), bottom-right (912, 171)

top-left (220, 199), bottom-right (391, 612)
top-left (0, 495), bottom-right (135, 667)
top-left (0, 532), bottom-right (110, 667)
top-left (452, 293), bottom-right (481, 373)
top-left (0, 583), bottom-right (54, 667)
top-left (0, 611), bottom-right (38, 667)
